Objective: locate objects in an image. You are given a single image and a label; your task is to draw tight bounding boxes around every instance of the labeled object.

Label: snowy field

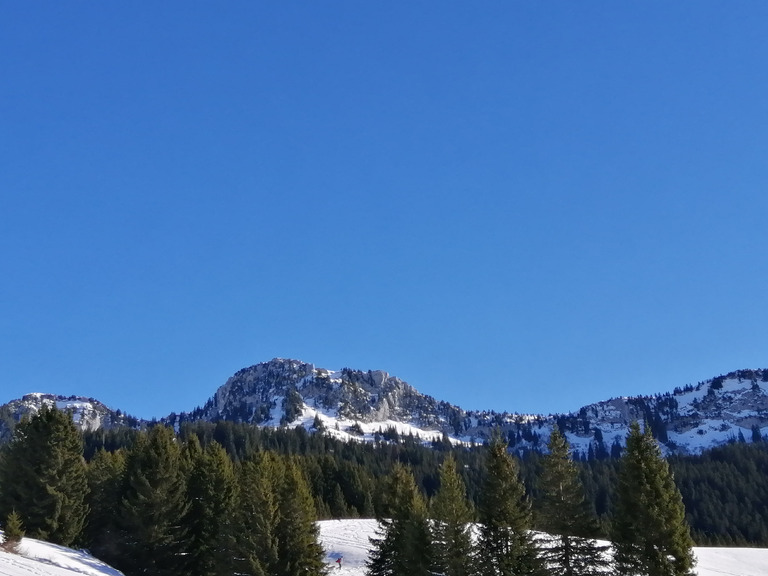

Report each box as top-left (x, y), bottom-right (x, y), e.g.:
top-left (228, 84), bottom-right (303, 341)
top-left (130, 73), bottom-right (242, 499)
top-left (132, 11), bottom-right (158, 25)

top-left (2, 521), bottom-right (767, 575)
top-left (317, 519), bottom-right (768, 576)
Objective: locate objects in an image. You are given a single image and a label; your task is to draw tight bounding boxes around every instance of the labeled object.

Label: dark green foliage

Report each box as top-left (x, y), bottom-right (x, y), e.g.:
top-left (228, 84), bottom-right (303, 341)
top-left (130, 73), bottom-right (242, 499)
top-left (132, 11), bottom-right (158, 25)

top-left (234, 453), bottom-right (281, 576)
top-left (0, 405), bottom-right (89, 546)
top-left (184, 439), bottom-right (238, 576)
top-left (274, 458), bottom-right (327, 576)
top-left (116, 425), bottom-right (189, 576)
top-left (2, 509), bottom-right (25, 552)
top-left (537, 428), bottom-right (608, 576)
top-left (670, 441), bottom-right (768, 545)
top-left (430, 455), bottom-right (474, 576)
top-left (612, 422), bottom-right (695, 576)
top-left (474, 434), bottom-right (543, 576)
top-left (367, 463), bottom-right (433, 576)
top-left (85, 449), bottom-right (126, 564)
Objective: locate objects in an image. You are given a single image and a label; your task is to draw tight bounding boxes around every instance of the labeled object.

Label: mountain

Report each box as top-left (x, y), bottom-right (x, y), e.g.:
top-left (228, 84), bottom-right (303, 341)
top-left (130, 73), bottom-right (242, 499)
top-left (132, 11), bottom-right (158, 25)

top-left (0, 393), bottom-right (140, 442)
top-left (165, 359), bottom-right (768, 456)
top-left (2, 360), bottom-right (768, 456)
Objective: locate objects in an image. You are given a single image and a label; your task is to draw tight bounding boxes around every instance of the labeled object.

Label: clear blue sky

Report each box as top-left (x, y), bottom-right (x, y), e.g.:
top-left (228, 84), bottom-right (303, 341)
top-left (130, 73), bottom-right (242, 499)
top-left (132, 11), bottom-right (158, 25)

top-left (2, 3), bottom-right (767, 420)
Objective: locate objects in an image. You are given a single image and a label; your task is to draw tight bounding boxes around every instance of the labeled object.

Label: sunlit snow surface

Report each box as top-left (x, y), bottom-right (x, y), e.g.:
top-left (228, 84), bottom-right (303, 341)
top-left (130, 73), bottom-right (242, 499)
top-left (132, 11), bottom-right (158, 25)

top-left (2, 522), bottom-right (767, 576)
top-left (0, 534), bottom-right (123, 576)
top-left (317, 519), bottom-right (768, 576)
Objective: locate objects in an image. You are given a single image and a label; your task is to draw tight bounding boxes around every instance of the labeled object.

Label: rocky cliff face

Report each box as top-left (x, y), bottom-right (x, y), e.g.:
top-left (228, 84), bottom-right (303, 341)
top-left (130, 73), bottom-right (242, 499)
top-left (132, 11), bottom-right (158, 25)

top-left (3, 360), bottom-right (768, 456)
top-left (0, 392), bottom-right (139, 441)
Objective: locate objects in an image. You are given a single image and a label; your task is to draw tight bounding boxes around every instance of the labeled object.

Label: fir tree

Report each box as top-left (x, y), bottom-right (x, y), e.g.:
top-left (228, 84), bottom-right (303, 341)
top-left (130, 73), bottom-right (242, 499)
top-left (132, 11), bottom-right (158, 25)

top-left (116, 425), bottom-right (189, 576)
top-left (538, 428), bottom-right (608, 576)
top-left (367, 463), bottom-right (432, 576)
top-left (0, 405), bottom-right (89, 546)
top-left (184, 439), bottom-right (238, 576)
top-left (2, 510), bottom-right (25, 553)
top-left (274, 458), bottom-right (327, 576)
top-left (234, 453), bottom-right (281, 576)
top-left (611, 421), bottom-right (696, 576)
top-left (474, 434), bottom-right (544, 576)
top-left (85, 448), bottom-right (126, 565)
top-left (430, 455), bottom-right (474, 576)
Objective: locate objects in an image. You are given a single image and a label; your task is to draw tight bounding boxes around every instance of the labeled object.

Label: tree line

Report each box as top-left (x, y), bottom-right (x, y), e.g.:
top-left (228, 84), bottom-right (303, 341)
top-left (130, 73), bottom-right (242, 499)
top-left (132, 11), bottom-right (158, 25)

top-left (0, 407), bottom-right (697, 576)
top-left (0, 406), bottom-right (324, 576)
top-left (367, 424), bottom-right (694, 576)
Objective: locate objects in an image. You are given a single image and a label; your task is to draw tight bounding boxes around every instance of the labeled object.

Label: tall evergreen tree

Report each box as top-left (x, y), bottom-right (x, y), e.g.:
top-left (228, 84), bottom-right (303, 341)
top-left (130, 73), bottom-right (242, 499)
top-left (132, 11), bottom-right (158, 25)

top-left (367, 463), bottom-right (432, 576)
top-left (0, 405), bottom-right (88, 546)
top-left (184, 439), bottom-right (238, 576)
top-left (234, 453), bottom-right (281, 576)
top-left (85, 448), bottom-right (126, 565)
top-left (474, 434), bottom-right (543, 576)
top-left (430, 455), bottom-right (474, 576)
top-left (611, 422), bottom-right (696, 576)
top-left (538, 428), bottom-right (608, 576)
top-left (116, 425), bottom-right (189, 576)
top-left (274, 458), bottom-right (327, 576)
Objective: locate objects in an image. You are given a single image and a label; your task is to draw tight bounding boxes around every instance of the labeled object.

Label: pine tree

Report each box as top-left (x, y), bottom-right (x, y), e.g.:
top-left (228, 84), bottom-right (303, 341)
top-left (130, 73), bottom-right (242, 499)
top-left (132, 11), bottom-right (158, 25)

top-left (274, 458), bottom-right (327, 576)
top-left (430, 455), bottom-right (474, 576)
top-left (184, 439), bottom-right (238, 576)
top-left (85, 448), bottom-right (126, 565)
top-left (116, 425), bottom-right (189, 576)
top-left (611, 421), bottom-right (696, 576)
top-left (0, 405), bottom-right (89, 546)
top-left (367, 463), bottom-right (432, 576)
top-left (474, 434), bottom-right (544, 576)
top-left (2, 510), bottom-right (25, 553)
top-left (234, 453), bottom-right (281, 576)
top-left (538, 428), bottom-right (609, 576)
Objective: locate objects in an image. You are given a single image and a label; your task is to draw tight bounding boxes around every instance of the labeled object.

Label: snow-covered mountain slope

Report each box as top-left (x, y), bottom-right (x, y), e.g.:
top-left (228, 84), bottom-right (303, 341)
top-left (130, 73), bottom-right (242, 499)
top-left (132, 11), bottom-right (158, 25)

top-left (0, 393), bottom-right (140, 441)
top-left (0, 532), bottom-right (123, 576)
top-left (3, 359), bottom-right (768, 456)
top-left (317, 518), bottom-right (768, 576)
top-left (167, 359), bottom-right (768, 455)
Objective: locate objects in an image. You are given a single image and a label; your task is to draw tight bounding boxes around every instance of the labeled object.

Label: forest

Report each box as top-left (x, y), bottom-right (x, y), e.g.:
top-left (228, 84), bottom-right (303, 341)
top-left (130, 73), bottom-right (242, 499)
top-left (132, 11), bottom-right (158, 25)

top-left (0, 406), bottom-right (765, 576)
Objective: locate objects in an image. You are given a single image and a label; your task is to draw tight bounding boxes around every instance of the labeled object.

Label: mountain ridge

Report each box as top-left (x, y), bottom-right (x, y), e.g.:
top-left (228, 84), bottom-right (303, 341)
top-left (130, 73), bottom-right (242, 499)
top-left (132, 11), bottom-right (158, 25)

top-left (2, 359), bottom-right (767, 456)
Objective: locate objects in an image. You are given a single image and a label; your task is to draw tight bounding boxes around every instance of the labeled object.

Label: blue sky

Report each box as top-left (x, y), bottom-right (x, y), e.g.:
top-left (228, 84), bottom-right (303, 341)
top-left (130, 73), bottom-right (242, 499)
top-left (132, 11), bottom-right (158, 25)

top-left (2, 3), bottom-right (767, 419)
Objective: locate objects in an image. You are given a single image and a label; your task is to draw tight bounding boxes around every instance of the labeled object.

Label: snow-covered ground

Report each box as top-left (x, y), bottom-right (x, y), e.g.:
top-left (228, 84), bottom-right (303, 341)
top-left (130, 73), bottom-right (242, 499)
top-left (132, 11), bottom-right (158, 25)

top-left (2, 521), bottom-right (766, 575)
top-left (0, 535), bottom-right (123, 576)
top-left (317, 519), bottom-right (768, 576)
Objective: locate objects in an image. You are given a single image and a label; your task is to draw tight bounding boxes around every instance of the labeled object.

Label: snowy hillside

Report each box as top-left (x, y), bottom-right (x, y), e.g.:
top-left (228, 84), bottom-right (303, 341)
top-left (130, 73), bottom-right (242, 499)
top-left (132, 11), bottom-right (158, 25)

top-left (0, 533), bottom-right (122, 576)
top-left (317, 519), bottom-right (768, 576)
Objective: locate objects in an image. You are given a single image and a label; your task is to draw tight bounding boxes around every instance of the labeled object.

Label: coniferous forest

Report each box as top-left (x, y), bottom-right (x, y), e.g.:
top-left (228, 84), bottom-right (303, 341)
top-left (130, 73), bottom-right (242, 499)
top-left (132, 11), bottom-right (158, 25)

top-left (0, 406), bottom-right (766, 576)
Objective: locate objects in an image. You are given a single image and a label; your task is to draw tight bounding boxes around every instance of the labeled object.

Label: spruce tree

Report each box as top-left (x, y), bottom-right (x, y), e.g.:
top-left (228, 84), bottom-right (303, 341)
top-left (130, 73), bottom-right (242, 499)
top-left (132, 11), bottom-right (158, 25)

top-left (274, 458), bottom-right (327, 576)
top-left (184, 439), bottom-right (238, 576)
top-left (234, 453), bottom-right (281, 576)
top-left (538, 428), bottom-right (609, 576)
top-left (611, 421), bottom-right (696, 576)
top-left (430, 455), bottom-right (474, 576)
top-left (2, 510), bottom-right (25, 553)
top-left (85, 448), bottom-right (126, 565)
top-left (474, 434), bottom-right (544, 576)
top-left (117, 425), bottom-right (189, 576)
top-left (0, 405), bottom-right (89, 546)
top-left (367, 463), bottom-right (432, 576)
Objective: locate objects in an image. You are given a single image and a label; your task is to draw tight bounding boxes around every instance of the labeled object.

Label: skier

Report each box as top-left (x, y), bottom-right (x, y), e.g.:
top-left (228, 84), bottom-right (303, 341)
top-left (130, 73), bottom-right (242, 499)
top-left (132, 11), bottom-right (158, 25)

top-left (335, 556), bottom-right (343, 570)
